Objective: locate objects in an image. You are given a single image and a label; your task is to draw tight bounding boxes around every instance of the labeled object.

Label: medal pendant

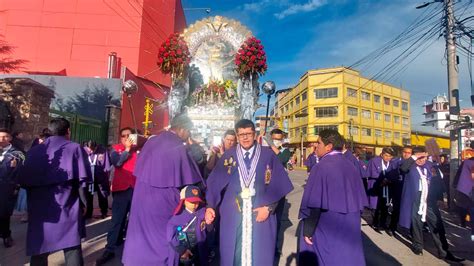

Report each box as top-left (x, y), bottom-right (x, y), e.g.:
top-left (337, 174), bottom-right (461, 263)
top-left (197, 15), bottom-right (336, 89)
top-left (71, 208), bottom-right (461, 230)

top-left (241, 188), bottom-right (251, 199)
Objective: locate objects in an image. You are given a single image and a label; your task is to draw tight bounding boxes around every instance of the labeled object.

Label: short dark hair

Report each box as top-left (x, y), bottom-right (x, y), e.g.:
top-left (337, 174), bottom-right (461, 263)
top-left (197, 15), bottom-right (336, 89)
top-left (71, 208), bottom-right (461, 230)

top-left (223, 129), bottom-right (236, 137)
top-left (48, 118), bottom-right (70, 136)
top-left (234, 119), bottom-right (255, 132)
top-left (403, 145), bottom-right (413, 150)
top-left (120, 127), bottom-right (136, 135)
top-left (382, 147), bottom-right (396, 156)
top-left (0, 128), bottom-right (11, 135)
top-left (84, 140), bottom-right (98, 149)
top-left (318, 129), bottom-right (344, 151)
top-left (270, 128), bottom-right (286, 136)
top-left (412, 146), bottom-right (426, 154)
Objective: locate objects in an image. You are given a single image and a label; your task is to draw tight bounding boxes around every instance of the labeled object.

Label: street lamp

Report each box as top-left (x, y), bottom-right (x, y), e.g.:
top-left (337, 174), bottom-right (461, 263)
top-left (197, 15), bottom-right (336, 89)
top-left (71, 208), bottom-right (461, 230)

top-left (122, 80), bottom-right (139, 132)
top-left (261, 81), bottom-right (276, 134)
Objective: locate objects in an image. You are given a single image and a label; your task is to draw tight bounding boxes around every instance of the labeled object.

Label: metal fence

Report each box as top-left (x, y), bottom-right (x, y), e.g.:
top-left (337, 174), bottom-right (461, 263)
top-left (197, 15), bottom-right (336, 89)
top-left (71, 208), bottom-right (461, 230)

top-left (49, 109), bottom-right (108, 145)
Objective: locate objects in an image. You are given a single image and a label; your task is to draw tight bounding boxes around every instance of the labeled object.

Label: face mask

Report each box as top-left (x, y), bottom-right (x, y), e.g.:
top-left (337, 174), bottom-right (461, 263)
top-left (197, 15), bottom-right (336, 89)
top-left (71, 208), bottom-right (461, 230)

top-left (273, 140), bottom-right (283, 148)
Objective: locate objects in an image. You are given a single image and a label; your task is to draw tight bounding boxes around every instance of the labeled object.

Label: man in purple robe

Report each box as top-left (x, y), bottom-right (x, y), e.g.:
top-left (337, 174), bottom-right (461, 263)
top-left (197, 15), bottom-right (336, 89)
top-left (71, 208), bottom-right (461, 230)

top-left (455, 157), bottom-right (474, 240)
top-left (18, 118), bottom-right (92, 265)
top-left (367, 147), bottom-right (398, 233)
top-left (83, 140), bottom-right (111, 219)
top-left (204, 119), bottom-right (293, 266)
top-left (122, 114), bottom-right (203, 265)
top-left (305, 150), bottom-right (318, 174)
top-left (298, 129), bottom-right (367, 265)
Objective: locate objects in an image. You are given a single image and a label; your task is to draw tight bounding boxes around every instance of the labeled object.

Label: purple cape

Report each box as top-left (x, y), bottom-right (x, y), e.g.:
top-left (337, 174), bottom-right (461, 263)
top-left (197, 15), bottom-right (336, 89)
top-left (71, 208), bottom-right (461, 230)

top-left (344, 150), bottom-right (368, 179)
top-left (85, 146), bottom-right (111, 196)
top-left (206, 146), bottom-right (293, 266)
top-left (456, 159), bottom-right (474, 197)
top-left (305, 153), bottom-right (318, 173)
top-left (122, 131), bottom-right (203, 265)
top-left (366, 157), bottom-right (398, 209)
top-left (298, 153), bottom-right (366, 265)
top-left (166, 207), bottom-right (208, 266)
top-left (17, 136), bottom-right (92, 256)
top-left (398, 163), bottom-right (432, 229)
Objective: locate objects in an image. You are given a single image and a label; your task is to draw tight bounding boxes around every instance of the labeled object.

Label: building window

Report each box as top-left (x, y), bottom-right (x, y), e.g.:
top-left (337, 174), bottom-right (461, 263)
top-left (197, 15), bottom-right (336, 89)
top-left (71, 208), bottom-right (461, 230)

top-left (314, 87), bottom-right (338, 99)
top-left (394, 115), bottom-right (400, 124)
top-left (374, 94), bottom-right (381, 103)
top-left (394, 132), bottom-right (400, 139)
top-left (385, 131), bottom-right (392, 139)
top-left (302, 126), bottom-right (307, 135)
top-left (280, 108), bottom-right (284, 114)
top-left (384, 97), bottom-right (390, 105)
top-left (375, 129), bottom-right (382, 138)
top-left (348, 126), bottom-right (359, 136)
top-left (362, 128), bottom-right (372, 136)
top-left (361, 109), bottom-right (371, 119)
top-left (285, 105), bottom-right (289, 112)
top-left (384, 114), bottom-right (391, 122)
top-left (393, 99), bottom-right (399, 107)
top-left (315, 106), bottom-right (338, 117)
top-left (374, 112), bottom-right (381, 120)
top-left (347, 88), bottom-right (357, 98)
top-left (290, 101), bottom-right (293, 109)
top-left (302, 91), bottom-right (307, 101)
top-left (402, 133), bottom-right (409, 140)
top-left (402, 117), bottom-right (409, 126)
top-left (402, 101), bottom-right (409, 111)
top-left (361, 91), bottom-right (371, 101)
top-left (313, 125), bottom-right (338, 135)
top-left (348, 107), bottom-right (358, 116)
top-left (296, 96), bottom-right (300, 105)
top-left (295, 127), bottom-right (300, 136)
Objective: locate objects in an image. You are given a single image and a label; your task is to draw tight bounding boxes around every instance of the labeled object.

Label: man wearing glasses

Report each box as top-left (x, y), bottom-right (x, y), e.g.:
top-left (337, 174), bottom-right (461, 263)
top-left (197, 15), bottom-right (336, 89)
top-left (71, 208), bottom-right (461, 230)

top-left (96, 127), bottom-right (137, 265)
top-left (205, 119), bottom-right (293, 266)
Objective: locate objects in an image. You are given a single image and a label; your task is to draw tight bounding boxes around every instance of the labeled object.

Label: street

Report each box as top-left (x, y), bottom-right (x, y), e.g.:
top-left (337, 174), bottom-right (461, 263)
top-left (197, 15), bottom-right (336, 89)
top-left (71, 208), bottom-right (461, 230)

top-left (1, 169), bottom-right (473, 266)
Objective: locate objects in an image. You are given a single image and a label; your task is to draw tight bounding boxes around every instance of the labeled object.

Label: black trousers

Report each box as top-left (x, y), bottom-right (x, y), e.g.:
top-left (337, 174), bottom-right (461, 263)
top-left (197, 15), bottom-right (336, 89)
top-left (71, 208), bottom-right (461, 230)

top-left (30, 245), bottom-right (83, 266)
top-left (373, 195), bottom-right (389, 228)
top-left (389, 182), bottom-right (403, 231)
top-left (105, 188), bottom-right (133, 252)
top-left (411, 193), bottom-right (447, 257)
top-left (85, 183), bottom-right (108, 218)
top-left (0, 217), bottom-right (11, 238)
top-left (275, 197), bottom-right (286, 253)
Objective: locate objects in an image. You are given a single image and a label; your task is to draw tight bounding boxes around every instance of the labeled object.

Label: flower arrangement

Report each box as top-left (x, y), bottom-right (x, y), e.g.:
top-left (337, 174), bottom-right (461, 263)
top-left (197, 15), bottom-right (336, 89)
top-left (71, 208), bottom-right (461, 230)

top-left (235, 36), bottom-right (267, 77)
top-left (157, 33), bottom-right (190, 77)
top-left (192, 80), bottom-right (239, 107)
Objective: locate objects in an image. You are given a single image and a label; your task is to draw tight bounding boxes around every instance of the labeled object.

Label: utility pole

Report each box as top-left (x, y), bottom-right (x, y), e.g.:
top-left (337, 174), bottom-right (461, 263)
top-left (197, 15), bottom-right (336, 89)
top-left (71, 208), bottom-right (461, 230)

top-left (445, 0), bottom-right (461, 208)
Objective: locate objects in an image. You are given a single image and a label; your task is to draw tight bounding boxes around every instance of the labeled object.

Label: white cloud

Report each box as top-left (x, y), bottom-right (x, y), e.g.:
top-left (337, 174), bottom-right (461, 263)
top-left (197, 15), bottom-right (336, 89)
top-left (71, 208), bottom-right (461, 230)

top-left (242, 0), bottom-right (271, 13)
top-left (274, 0), bottom-right (327, 19)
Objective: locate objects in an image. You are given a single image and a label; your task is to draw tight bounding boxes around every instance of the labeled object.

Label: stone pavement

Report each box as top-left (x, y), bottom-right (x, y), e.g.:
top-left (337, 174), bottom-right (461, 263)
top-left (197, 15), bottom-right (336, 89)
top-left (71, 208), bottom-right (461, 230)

top-left (1, 169), bottom-right (473, 266)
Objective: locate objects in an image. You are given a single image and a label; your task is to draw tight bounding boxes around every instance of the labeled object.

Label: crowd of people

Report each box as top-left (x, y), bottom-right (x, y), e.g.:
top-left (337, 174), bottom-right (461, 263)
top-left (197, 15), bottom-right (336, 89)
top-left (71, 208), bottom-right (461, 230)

top-left (0, 115), bottom-right (473, 266)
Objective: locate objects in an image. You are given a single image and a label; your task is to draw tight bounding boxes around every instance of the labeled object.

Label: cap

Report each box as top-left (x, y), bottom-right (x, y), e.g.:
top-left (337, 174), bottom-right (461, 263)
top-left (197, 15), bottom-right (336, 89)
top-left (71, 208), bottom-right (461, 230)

top-left (173, 185), bottom-right (203, 215)
top-left (170, 114), bottom-right (193, 131)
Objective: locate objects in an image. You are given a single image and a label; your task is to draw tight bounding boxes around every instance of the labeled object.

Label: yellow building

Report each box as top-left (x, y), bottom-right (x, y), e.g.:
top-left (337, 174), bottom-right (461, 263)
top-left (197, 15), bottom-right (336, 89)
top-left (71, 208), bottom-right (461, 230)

top-left (277, 67), bottom-right (411, 153)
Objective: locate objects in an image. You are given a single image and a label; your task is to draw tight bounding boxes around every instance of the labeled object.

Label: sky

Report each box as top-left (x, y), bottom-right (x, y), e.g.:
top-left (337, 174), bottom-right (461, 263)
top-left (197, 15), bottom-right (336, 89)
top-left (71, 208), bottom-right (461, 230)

top-left (181, 0), bottom-right (474, 125)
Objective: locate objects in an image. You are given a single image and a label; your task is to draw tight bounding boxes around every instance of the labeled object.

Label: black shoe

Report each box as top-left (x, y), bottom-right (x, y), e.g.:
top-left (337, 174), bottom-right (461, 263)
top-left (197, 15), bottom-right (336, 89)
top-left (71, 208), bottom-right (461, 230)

top-left (412, 248), bottom-right (423, 255)
top-left (100, 214), bottom-right (107, 219)
top-left (3, 237), bottom-right (13, 248)
top-left (96, 251), bottom-right (115, 265)
top-left (445, 251), bottom-right (465, 262)
top-left (386, 230), bottom-right (394, 237)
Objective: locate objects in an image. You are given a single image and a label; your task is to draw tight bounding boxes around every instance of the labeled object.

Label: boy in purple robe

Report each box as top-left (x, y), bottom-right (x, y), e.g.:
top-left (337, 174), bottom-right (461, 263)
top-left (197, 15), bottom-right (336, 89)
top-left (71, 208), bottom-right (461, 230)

top-left (298, 129), bottom-right (367, 265)
top-left (204, 119), bottom-right (293, 266)
top-left (167, 185), bottom-right (210, 266)
top-left (83, 140), bottom-right (111, 219)
top-left (122, 114), bottom-right (203, 265)
top-left (18, 118), bottom-right (92, 265)
top-left (367, 147), bottom-right (397, 233)
top-left (455, 158), bottom-right (474, 240)
top-left (398, 147), bottom-right (463, 261)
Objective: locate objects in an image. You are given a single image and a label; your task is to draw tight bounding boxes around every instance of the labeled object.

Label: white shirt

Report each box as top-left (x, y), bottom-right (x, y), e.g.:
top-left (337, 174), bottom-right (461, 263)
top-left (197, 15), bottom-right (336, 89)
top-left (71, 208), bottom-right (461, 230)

top-left (240, 143), bottom-right (256, 159)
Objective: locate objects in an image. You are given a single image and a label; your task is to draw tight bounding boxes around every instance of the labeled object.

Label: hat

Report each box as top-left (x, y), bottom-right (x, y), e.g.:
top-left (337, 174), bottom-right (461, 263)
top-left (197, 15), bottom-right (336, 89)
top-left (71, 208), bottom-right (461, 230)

top-left (173, 185), bottom-right (204, 215)
top-left (170, 114), bottom-right (193, 131)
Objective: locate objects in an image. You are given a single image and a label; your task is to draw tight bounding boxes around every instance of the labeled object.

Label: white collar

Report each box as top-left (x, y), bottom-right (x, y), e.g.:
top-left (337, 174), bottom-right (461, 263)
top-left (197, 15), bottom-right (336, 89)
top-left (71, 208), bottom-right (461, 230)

top-left (240, 143), bottom-right (255, 158)
top-left (2, 144), bottom-right (12, 153)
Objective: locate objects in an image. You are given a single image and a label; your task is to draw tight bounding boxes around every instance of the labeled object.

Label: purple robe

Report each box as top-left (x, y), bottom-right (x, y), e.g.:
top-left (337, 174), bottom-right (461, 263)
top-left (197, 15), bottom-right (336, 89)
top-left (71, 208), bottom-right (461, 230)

top-left (456, 159), bottom-right (474, 197)
top-left (166, 207), bottom-right (208, 266)
top-left (305, 153), bottom-right (318, 173)
top-left (299, 152), bottom-right (366, 265)
top-left (85, 146), bottom-right (111, 197)
top-left (122, 131), bottom-right (203, 265)
top-left (398, 163), bottom-right (432, 229)
top-left (344, 150), bottom-right (368, 180)
top-left (17, 136), bottom-right (92, 256)
top-left (366, 157), bottom-right (398, 209)
top-left (206, 145), bottom-right (293, 266)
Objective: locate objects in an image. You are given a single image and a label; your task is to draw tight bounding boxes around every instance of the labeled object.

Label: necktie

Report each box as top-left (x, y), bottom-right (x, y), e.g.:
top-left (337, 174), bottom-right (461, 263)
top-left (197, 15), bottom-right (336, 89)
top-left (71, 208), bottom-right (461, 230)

top-left (244, 151), bottom-right (251, 170)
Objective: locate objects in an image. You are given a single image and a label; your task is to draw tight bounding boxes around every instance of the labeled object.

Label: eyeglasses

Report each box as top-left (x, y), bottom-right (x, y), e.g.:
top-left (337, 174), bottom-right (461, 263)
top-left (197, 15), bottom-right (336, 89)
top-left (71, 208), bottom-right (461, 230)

top-left (121, 134), bottom-right (130, 138)
top-left (237, 132), bottom-right (254, 139)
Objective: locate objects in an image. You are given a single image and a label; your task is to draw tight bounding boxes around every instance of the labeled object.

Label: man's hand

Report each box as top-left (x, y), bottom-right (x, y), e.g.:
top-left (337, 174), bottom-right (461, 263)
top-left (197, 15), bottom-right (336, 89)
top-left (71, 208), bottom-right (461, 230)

top-left (180, 249), bottom-right (193, 259)
top-left (205, 208), bottom-right (215, 224)
top-left (10, 159), bottom-right (17, 168)
top-left (304, 236), bottom-right (313, 245)
top-left (124, 137), bottom-right (133, 151)
top-left (253, 206), bottom-right (270, 222)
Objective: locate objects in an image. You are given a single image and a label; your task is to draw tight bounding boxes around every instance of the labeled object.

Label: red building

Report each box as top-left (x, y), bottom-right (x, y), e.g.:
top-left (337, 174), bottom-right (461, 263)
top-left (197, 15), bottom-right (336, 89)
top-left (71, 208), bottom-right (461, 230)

top-left (0, 0), bottom-right (187, 131)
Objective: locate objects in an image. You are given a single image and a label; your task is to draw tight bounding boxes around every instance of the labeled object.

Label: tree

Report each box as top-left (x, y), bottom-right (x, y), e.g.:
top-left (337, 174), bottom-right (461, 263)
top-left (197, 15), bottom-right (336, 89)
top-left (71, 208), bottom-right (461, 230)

top-left (0, 35), bottom-right (27, 73)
